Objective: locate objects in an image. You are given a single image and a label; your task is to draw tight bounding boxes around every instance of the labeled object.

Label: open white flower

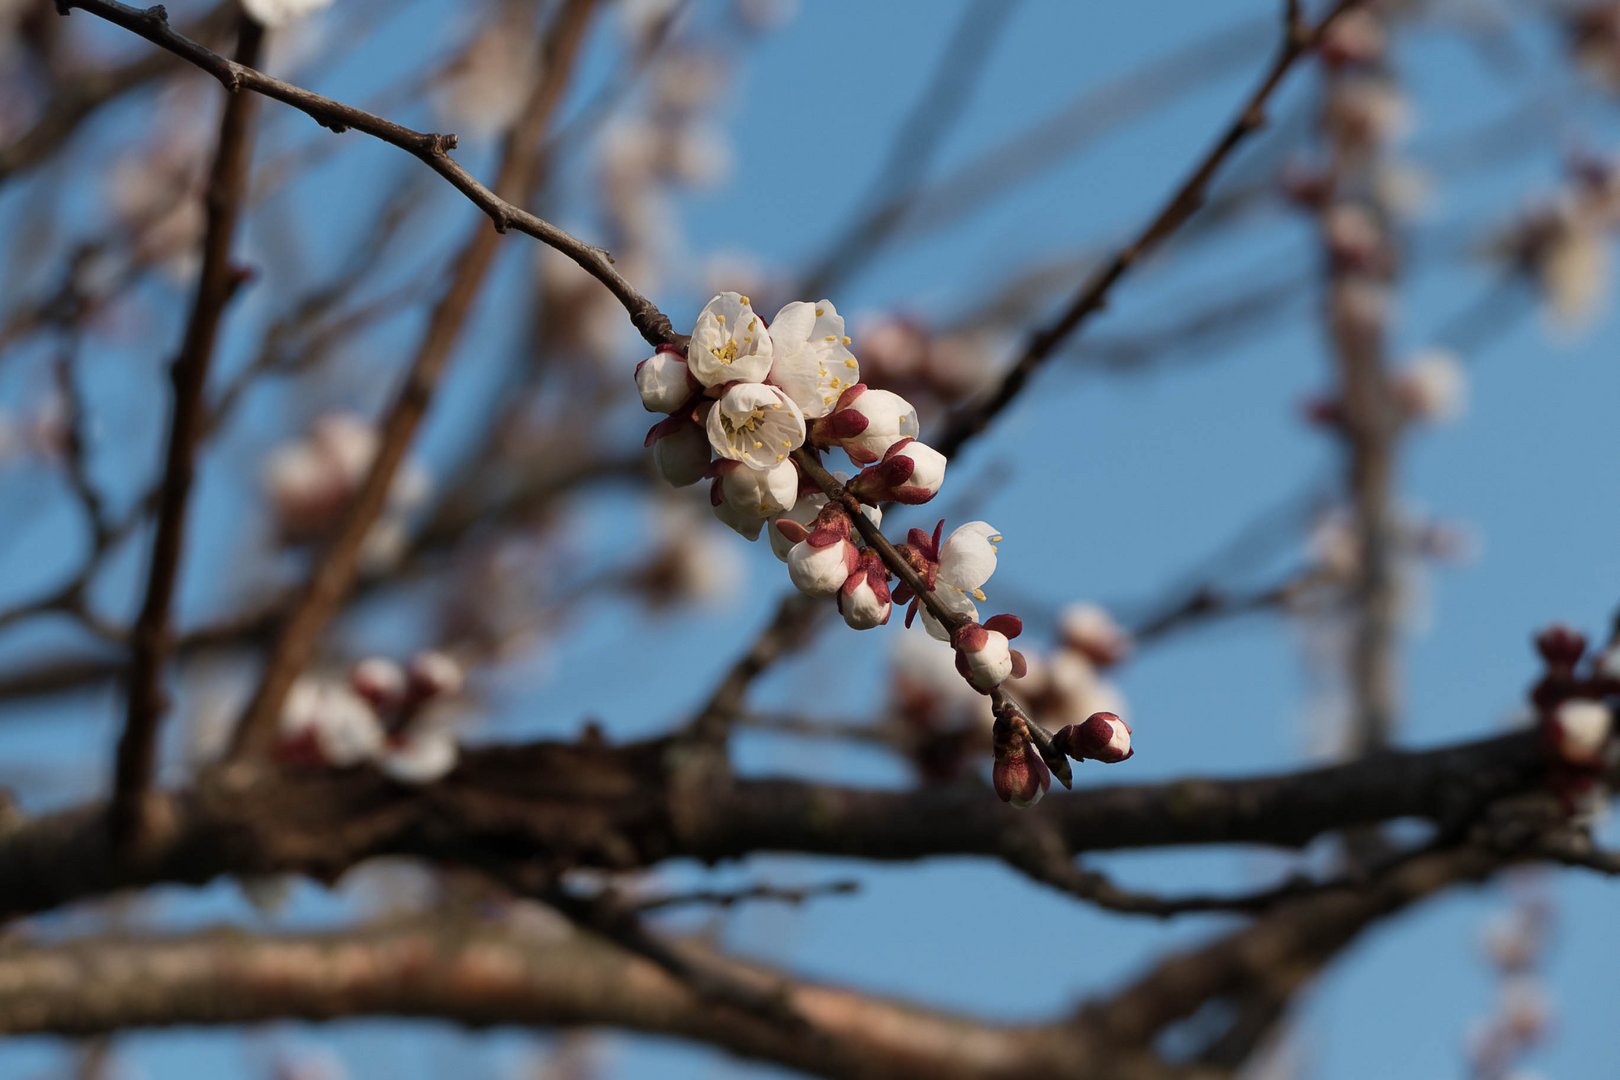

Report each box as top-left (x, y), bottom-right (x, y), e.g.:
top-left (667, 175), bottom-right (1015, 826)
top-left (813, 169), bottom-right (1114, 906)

top-left (921, 521), bottom-right (1001, 640)
top-left (687, 292), bottom-right (773, 388)
top-left (706, 382), bottom-right (806, 469)
top-left (767, 299), bottom-right (859, 418)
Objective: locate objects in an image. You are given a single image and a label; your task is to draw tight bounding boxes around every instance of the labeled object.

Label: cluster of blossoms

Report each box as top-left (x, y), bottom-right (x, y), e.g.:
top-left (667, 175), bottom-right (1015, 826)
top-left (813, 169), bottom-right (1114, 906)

top-left (639, 293), bottom-right (1133, 801)
top-left (1527, 624), bottom-right (1617, 804)
top-left (1491, 151), bottom-right (1620, 329)
top-left (276, 650), bottom-right (465, 784)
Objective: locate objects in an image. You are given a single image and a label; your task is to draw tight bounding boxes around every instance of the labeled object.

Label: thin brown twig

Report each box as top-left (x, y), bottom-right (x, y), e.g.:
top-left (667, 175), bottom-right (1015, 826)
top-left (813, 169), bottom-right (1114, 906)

top-left (57, 0), bottom-right (676, 347)
top-left (935, 0), bottom-right (1369, 459)
top-left (111, 15), bottom-right (264, 845)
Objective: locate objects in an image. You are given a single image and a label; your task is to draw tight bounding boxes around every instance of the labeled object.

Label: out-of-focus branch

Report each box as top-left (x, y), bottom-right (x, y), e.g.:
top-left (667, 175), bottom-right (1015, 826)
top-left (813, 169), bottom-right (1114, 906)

top-left (0, 2), bottom-right (237, 185)
top-left (112, 15), bottom-right (264, 845)
top-left (57, 0), bottom-right (677, 348)
top-left (0, 914), bottom-right (1130, 1080)
top-left (936, 0), bottom-right (1368, 460)
top-left (223, 0), bottom-right (599, 763)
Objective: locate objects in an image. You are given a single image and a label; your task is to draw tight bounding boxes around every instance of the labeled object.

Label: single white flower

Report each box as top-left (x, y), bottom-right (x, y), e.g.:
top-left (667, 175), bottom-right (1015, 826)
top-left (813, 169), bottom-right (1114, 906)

top-left (635, 349), bottom-right (694, 412)
top-left (823, 385), bottom-right (919, 464)
top-left (921, 521), bottom-right (1001, 640)
top-left (241, 0), bottom-right (333, 28)
top-left (706, 382), bottom-right (806, 469)
top-left (766, 299), bottom-right (859, 418)
top-left (687, 292), bottom-right (773, 388)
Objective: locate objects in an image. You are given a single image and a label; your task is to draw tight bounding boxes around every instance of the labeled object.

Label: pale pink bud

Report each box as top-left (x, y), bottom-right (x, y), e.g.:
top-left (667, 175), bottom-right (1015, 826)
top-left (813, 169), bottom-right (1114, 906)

top-left (847, 437), bottom-right (946, 505)
top-left (1549, 698), bottom-right (1611, 767)
top-left (379, 728), bottom-right (458, 785)
top-left (838, 552), bottom-right (892, 630)
top-left (1395, 350), bottom-right (1467, 424)
top-left (635, 346), bottom-right (695, 412)
top-left (1058, 603), bottom-right (1131, 667)
top-left (787, 530), bottom-right (859, 598)
top-left (350, 657), bottom-right (406, 710)
top-left (408, 650), bottom-right (464, 701)
top-left (952, 621), bottom-right (1013, 693)
top-left (1057, 711), bottom-right (1134, 763)
top-left (647, 414), bottom-right (711, 487)
top-left (818, 384), bottom-right (919, 464)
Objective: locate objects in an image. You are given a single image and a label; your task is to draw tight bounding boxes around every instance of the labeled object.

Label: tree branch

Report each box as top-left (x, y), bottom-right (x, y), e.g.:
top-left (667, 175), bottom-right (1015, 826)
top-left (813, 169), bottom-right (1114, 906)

top-left (111, 14), bottom-right (264, 846)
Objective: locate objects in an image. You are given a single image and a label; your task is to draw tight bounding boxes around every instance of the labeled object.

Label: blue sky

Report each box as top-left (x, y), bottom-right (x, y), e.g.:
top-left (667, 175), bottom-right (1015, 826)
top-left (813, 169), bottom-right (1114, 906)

top-left (1, 0), bottom-right (1617, 1077)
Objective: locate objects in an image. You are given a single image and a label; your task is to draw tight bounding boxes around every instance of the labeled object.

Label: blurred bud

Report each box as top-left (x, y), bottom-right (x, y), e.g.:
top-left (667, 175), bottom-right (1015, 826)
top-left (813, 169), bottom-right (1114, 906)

top-left (1547, 698), bottom-right (1611, 767)
top-left (1534, 624), bottom-right (1587, 670)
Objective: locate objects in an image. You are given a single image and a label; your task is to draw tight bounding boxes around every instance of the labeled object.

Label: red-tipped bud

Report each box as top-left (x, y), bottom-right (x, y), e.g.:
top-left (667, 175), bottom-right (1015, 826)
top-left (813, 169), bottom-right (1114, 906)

top-left (1056, 711), bottom-right (1134, 764)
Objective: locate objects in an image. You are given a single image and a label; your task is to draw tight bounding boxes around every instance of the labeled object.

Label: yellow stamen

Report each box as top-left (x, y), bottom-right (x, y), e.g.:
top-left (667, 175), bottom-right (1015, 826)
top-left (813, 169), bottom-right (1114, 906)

top-left (972, 588), bottom-right (987, 602)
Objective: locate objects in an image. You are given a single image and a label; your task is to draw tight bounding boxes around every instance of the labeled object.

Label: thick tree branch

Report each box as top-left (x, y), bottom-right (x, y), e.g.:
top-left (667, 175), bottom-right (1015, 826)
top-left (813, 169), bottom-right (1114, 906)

top-left (0, 727), bottom-right (1560, 920)
top-left (0, 913), bottom-right (1141, 1080)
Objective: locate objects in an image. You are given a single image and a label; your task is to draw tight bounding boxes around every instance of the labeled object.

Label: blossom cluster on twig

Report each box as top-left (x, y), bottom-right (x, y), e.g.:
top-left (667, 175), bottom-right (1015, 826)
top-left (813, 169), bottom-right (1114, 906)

top-left (637, 292), bottom-right (1133, 804)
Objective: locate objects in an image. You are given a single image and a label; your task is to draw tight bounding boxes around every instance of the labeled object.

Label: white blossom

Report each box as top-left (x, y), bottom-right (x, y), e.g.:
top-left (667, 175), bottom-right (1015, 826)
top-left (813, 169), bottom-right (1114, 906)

top-left (921, 521), bottom-right (1001, 640)
top-left (766, 299), bottom-right (859, 417)
top-left (706, 382), bottom-right (806, 469)
top-left (687, 292), bottom-right (773, 387)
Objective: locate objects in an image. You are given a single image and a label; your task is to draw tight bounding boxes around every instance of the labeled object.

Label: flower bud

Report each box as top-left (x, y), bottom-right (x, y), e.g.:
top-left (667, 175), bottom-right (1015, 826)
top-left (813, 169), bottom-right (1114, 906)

top-left (647, 414), bottom-right (711, 487)
top-left (1056, 711), bottom-right (1134, 763)
top-left (379, 728), bottom-right (459, 785)
top-left (1394, 349), bottom-right (1466, 424)
top-left (951, 621), bottom-right (1013, 693)
top-left (710, 458), bottom-right (799, 540)
top-left (408, 649), bottom-right (464, 701)
top-left (1548, 698), bottom-right (1611, 767)
top-left (991, 716), bottom-right (1050, 808)
top-left (838, 551), bottom-right (893, 630)
top-left (786, 512), bottom-right (859, 597)
top-left (1534, 623), bottom-right (1587, 670)
top-left (817, 384), bottom-right (919, 464)
top-left (350, 656), bottom-right (406, 710)
top-left (847, 437), bottom-right (947, 505)
top-left (635, 346), bottom-right (695, 413)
